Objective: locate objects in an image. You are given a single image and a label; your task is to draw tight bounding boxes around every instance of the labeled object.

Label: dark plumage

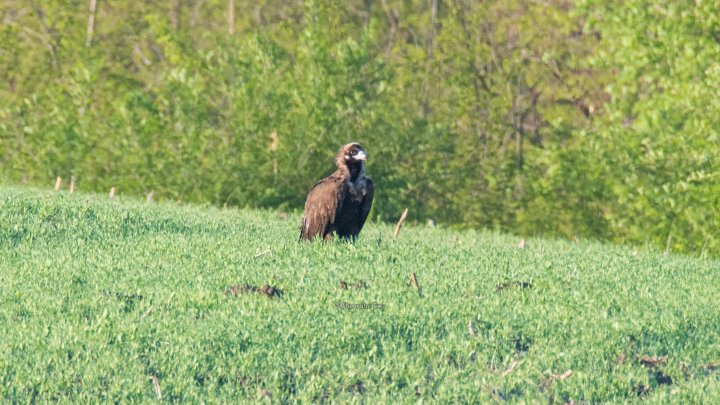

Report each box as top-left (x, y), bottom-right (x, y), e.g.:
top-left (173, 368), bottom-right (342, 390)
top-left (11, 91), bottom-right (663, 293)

top-left (300, 143), bottom-right (374, 241)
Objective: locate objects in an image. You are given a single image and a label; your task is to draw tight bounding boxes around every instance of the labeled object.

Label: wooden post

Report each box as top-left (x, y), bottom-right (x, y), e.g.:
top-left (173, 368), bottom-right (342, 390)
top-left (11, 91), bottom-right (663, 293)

top-left (54, 176), bottom-right (62, 191)
top-left (228, 0), bottom-right (235, 35)
top-left (109, 187), bottom-right (116, 198)
top-left (70, 176), bottom-right (76, 193)
top-left (147, 191), bottom-right (154, 202)
top-left (86, 0), bottom-right (98, 47)
top-left (393, 208), bottom-right (409, 238)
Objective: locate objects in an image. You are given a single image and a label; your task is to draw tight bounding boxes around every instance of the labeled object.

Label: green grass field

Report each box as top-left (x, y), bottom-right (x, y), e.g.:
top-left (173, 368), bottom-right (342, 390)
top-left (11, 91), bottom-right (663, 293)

top-left (1, 186), bottom-right (719, 403)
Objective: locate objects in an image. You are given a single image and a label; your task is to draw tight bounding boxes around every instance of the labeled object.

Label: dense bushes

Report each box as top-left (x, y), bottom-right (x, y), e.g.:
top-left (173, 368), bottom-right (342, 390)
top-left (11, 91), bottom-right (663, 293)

top-left (1, 1), bottom-right (717, 254)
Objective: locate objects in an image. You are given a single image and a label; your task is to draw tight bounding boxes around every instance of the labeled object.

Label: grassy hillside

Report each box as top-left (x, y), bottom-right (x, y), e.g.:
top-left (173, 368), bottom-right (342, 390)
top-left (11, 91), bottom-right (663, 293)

top-left (1, 186), bottom-right (719, 403)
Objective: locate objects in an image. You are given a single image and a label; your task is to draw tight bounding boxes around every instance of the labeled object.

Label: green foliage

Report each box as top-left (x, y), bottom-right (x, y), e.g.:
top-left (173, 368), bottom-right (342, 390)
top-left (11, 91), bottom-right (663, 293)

top-left (2, 186), bottom-right (720, 402)
top-left (579, 0), bottom-right (720, 254)
top-left (0, 1), bottom-right (717, 254)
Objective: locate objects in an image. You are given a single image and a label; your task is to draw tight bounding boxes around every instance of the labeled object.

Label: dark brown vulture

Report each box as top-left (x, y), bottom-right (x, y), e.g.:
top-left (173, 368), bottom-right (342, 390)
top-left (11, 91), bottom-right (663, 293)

top-left (300, 143), bottom-right (374, 241)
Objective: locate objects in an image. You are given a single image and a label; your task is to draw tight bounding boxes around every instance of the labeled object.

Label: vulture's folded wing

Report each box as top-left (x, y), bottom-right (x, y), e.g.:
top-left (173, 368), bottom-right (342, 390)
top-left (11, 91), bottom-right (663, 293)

top-left (300, 176), bottom-right (346, 240)
top-left (357, 178), bottom-right (374, 231)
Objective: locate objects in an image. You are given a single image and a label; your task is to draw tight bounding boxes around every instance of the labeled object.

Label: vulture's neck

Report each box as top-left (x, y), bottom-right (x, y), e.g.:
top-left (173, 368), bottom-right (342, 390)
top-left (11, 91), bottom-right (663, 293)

top-left (338, 162), bottom-right (365, 183)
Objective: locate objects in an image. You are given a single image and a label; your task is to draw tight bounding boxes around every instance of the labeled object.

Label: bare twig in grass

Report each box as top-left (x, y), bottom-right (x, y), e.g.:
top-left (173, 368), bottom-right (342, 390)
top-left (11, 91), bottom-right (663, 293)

top-left (393, 208), bottom-right (409, 238)
top-left (54, 176), bottom-right (62, 191)
top-left (639, 355), bottom-right (667, 368)
top-left (406, 272), bottom-right (421, 296)
top-left (540, 369), bottom-right (573, 390)
top-left (150, 374), bottom-right (162, 400)
top-left (705, 360), bottom-right (720, 372)
top-left (489, 346), bottom-right (497, 371)
top-left (700, 237), bottom-right (709, 258)
top-left (468, 320), bottom-right (476, 336)
top-left (254, 249), bottom-right (271, 258)
top-left (70, 176), bottom-right (76, 193)
top-left (109, 187), bottom-right (116, 198)
top-left (147, 191), bottom-right (154, 203)
top-left (501, 359), bottom-right (520, 377)
top-left (141, 306), bottom-right (154, 318)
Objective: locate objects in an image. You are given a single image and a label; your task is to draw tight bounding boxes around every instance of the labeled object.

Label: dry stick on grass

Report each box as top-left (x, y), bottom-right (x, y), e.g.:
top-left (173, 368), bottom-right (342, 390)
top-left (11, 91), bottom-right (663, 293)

top-left (150, 374), bottom-right (162, 400)
top-left (501, 360), bottom-right (520, 377)
top-left (70, 176), bottom-right (76, 193)
top-left (407, 272), bottom-right (421, 296)
top-left (540, 369), bottom-right (574, 389)
top-left (109, 187), bottom-right (116, 198)
top-left (54, 176), bottom-right (62, 191)
top-left (254, 249), bottom-right (271, 258)
top-left (393, 208), bottom-right (409, 239)
top-left (700, 237), bottom-right (710, 258)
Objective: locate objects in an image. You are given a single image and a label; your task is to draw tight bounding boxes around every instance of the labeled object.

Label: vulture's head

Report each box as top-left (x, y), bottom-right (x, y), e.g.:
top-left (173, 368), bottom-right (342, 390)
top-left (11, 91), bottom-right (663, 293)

top-left (336, 143), bottom-right (368, 168)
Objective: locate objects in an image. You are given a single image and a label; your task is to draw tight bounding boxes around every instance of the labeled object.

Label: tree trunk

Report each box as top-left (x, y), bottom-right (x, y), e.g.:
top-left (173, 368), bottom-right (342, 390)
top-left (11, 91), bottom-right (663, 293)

top-left (422, 0), bottom-right (438, 117)
top-left (86, 0), bottom-right (97, 47)
top-left (228, 0), bottom-right (235, 35)
top-left (170, 0), bottom-right (182, 30)
top-left (364, 0), bottom-right (372, 29)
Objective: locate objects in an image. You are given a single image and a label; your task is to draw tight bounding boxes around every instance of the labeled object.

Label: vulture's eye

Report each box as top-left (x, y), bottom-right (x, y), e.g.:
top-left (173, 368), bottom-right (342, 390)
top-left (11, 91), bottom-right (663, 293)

top-left (350, 150), bottom-right (357, 156)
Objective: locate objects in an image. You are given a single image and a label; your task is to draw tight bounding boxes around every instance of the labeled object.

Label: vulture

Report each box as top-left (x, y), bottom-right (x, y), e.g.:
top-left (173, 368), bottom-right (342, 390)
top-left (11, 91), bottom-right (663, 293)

top-left (300, 143), bottom-right (374, 241)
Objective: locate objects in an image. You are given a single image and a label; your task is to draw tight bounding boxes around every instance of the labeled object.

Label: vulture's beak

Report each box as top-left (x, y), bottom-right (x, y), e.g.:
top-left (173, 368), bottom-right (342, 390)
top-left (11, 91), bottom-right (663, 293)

top-left (356, 150), bottom-right (367, 161)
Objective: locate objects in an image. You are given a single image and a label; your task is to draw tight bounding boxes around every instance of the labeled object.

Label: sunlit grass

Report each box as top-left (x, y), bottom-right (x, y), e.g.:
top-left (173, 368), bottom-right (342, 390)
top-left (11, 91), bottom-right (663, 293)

top-left (1, 186), bottom-right (719, 403)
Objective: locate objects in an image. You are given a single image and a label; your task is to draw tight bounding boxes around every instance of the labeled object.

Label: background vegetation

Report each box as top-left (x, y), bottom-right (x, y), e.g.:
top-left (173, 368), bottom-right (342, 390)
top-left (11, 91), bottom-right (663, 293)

top-left (2, 186), bottom-right (720, 402)
top-left (1, 0), bottom-right (718, 254)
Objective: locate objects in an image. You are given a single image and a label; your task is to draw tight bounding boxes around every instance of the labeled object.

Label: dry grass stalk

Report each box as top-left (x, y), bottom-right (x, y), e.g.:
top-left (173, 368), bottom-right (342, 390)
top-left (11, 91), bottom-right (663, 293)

top-left (393, 208), bottom-right (409, 238)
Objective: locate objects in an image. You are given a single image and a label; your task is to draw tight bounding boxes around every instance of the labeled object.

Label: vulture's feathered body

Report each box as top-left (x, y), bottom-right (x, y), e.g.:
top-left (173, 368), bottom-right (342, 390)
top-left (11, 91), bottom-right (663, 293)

top-left (300, 143), bottom-right (374, 241)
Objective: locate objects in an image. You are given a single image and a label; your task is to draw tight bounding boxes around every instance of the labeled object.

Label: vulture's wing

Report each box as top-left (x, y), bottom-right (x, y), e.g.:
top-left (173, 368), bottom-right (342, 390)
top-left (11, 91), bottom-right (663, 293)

top-left (357, 178), bottom-right (374, 231)
top-left (300, 176), bottom-right (346, 240)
